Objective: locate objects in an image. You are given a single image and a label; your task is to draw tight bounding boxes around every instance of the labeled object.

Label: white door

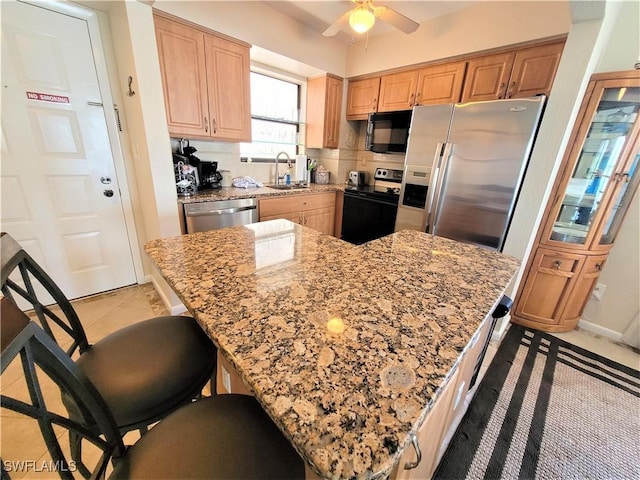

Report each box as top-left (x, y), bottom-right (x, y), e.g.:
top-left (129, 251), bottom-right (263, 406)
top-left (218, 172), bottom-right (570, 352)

top-left (1, 0), bottom-right (137, 299)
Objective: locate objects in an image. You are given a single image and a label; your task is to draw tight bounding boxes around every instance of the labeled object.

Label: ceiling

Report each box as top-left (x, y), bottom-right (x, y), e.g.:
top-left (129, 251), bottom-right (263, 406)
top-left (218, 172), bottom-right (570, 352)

top-left (265, 1), bottom-right (474, 43)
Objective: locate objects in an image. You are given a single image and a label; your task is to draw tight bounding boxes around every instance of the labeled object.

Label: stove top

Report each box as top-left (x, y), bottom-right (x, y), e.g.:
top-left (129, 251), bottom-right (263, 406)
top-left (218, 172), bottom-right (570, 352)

top-left (344, 168), bottom-right (403, 204)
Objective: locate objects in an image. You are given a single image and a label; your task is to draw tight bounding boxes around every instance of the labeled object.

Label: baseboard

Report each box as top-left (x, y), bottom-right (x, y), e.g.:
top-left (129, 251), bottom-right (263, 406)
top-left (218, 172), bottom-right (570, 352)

top-left (148, 275), bottom-right (187, 315)
top-left (577, 318), bottom-right (624, 342)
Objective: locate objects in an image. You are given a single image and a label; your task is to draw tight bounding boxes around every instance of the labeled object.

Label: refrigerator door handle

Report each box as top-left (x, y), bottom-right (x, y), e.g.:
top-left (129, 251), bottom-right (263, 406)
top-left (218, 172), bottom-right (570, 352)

top-left (429, 142), bottom-right (454, 234)
top-left (425, 142), bottom-right (444, 231)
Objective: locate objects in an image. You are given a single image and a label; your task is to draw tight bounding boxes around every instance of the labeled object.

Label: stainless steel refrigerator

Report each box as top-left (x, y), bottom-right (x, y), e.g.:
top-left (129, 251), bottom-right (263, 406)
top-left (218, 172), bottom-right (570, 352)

top-left (394, 97), bottom-right (545, 251)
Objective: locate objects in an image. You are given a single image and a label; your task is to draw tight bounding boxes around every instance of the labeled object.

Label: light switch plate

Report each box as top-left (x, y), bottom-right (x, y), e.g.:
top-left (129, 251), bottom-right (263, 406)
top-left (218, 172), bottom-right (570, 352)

top-left (222, 366), bottom-right (232, 393)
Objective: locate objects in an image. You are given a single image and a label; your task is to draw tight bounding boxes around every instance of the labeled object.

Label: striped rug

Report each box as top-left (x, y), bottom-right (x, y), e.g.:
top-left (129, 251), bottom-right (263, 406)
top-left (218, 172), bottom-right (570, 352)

top-left (434, 324), bottom-right (640, 479)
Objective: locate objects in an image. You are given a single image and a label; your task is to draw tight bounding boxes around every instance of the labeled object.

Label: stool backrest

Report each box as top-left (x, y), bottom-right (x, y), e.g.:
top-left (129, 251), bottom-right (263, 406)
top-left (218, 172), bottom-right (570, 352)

top-left (1, 299), bottom-right (125, 479)
top-left (1, 233), bottom-right (89, 356)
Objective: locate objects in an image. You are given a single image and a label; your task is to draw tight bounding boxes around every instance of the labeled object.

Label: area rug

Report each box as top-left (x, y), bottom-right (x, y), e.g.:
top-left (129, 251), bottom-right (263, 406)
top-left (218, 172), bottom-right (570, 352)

top-left (434, 324), bottom-right (640, 479)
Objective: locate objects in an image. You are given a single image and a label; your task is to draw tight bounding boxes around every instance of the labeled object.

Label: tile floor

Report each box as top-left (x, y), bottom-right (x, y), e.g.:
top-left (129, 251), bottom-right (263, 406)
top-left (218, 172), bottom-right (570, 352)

top-left (2, 284), bottom-right (639, 478)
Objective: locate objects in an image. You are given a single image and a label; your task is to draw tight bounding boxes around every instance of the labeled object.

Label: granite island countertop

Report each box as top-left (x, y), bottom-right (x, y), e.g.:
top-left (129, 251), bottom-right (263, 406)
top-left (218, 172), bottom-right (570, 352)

top-left (178, 183), bottom-right (346, 204)
top-left (145, 220), bottom-right (520, 479)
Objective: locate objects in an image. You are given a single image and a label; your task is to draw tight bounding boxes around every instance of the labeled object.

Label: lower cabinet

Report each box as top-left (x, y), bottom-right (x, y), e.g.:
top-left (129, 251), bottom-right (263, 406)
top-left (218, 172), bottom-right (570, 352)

top-left (512, 247), bottom-right (607, 331)
top-left (391, 316), bottom-right (494, 479)
top-left (259, 192), bottom-right (336, 236)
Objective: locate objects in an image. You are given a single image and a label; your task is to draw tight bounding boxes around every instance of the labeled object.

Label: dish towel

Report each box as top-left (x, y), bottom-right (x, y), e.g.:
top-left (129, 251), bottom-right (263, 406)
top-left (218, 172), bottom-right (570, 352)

top-left (232, 176), bottom-right (264, 188)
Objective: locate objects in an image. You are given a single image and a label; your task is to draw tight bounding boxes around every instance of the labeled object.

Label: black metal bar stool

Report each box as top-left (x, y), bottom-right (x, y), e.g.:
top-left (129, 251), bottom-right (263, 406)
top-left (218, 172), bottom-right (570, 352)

top-left (1, 295), bottom-right (305, 479)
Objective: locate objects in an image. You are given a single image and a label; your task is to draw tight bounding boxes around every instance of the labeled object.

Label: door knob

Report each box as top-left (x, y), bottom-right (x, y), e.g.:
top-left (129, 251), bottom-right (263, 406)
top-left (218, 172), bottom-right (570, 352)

top-left (103, 189), bottom-right (114, 198)
top-left (100, 176), bottom-right (112, 184)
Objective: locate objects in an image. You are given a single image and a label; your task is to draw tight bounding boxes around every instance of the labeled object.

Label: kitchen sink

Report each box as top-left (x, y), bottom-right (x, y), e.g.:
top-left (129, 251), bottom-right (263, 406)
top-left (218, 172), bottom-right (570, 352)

top-left (267, 184), bottom-right (309, 190)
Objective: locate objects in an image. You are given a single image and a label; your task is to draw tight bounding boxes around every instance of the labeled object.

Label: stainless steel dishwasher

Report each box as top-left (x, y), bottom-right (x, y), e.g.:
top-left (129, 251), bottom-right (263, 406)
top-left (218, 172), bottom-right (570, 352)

top-left (183, 198), bottom-right (258, 233)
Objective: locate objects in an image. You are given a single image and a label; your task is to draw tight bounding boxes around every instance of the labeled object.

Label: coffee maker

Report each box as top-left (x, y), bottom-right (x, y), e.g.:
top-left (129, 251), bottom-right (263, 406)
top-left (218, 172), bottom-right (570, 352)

top-left (199, 161), bottom-right (223, 190)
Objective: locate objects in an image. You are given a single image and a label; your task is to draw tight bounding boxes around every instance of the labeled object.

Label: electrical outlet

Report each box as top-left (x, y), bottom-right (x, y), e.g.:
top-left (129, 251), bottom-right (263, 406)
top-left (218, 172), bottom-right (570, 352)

top-left (222, 366), bottom-right (232, 393)
top-left (592, 283), bottom-right (606, 301)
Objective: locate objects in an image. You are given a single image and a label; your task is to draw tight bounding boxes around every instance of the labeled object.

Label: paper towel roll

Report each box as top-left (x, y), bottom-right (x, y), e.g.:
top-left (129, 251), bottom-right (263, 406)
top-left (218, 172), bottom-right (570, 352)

top-left (295, 155), bottom-right (308, 183)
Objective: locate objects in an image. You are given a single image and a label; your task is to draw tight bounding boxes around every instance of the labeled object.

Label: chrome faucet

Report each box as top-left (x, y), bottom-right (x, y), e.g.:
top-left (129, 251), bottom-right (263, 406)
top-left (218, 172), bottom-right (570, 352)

top-left (274, 151), bottom-right (290, 185)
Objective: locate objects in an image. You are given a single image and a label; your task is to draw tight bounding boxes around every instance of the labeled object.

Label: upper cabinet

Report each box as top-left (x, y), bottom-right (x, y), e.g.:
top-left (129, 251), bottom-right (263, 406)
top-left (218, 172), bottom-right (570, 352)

top-left (347, 38), bottom-right (565, 120)
top-left (306, 74), bottom-right (344, 149)
top-left (415, 61), bottom-right (467, 106)
top-left (461, 41), bottom-right (564, 102)
top-left (346, 77), bottom-right (380, 120)
top-left (153, 13), bottom-right (251, 141)
top-left (348, 60), bottom-right (466, 118)
top-left (378, 71), bottom-right (419, 112)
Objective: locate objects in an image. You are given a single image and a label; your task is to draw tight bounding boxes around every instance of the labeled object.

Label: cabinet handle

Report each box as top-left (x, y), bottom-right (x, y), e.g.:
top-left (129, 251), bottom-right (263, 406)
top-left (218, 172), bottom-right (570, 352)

top-left (553, 260), bottom-right (562, 269)
top-left (507, 81), bottom-right (516, 98)
top-left (211, 118), bottom-right (217, 134)
top-left (204, 117), bottom-right (208, 133)
top-left (415, 92), bottom-right (421, 103)
top-left (614, 172), bottom-right (630, 183)
top-left (403, 433), bottom-right (422, 470)
top-left (409, 93), bottom-right (415, 106)
top-left (372, 98), bottom-right (378, 109)
top-left (595, 263), bottom-right (602, 271)
top-left (498, 82), bottom-right (506, 99)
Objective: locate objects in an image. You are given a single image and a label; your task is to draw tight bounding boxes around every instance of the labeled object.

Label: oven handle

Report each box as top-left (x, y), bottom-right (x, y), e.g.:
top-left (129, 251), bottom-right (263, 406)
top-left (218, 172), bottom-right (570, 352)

top-left (343, 191), bottom-right (399, 207)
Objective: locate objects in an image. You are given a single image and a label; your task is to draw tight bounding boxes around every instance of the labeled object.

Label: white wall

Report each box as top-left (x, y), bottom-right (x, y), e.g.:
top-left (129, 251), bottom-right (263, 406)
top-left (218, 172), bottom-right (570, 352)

top-left (346, 1), bottom-right (571, 76)
top-left (107, 1), bottom-right (184, 310)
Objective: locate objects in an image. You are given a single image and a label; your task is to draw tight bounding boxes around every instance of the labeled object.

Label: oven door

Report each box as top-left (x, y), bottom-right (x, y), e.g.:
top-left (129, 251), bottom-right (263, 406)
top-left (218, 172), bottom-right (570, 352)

top-left (341, 191), bottom-right (399, 245)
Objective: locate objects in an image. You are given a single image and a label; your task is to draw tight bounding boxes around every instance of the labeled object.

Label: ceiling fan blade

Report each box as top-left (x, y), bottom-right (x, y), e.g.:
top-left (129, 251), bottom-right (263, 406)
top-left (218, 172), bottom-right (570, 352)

top-left (322, 10), bottom-right (352, 37)
top-left (375, 6), bottom-right (419, 34)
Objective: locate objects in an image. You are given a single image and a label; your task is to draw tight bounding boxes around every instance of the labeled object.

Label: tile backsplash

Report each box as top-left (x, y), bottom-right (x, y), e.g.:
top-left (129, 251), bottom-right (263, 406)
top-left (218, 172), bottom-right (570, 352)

top-left (170, 120), bottom-right (405, 187)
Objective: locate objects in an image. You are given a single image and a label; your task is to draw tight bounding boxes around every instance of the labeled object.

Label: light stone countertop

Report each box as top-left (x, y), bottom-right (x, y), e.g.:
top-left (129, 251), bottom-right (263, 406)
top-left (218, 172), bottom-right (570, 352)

top-left (144, 220), bottom-right (520, 479)
top-left (177, 183), bottom-right (346, 204)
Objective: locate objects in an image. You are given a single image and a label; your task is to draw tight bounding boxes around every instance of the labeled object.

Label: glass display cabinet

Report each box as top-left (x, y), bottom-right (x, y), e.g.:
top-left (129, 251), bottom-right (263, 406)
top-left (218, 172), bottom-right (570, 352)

top-left (512, 70), bottom-right (640, 332)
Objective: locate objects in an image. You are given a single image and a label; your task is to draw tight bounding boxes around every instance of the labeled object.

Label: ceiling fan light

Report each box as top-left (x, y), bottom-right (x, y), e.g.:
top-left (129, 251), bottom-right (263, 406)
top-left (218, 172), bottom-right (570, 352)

top-left (349, 6), bottom-right (375, 34)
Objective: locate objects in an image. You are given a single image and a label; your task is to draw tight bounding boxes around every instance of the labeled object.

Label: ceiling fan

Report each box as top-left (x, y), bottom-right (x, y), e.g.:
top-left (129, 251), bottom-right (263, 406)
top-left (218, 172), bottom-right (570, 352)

top-left (323, 0), bottom-right (420, 37)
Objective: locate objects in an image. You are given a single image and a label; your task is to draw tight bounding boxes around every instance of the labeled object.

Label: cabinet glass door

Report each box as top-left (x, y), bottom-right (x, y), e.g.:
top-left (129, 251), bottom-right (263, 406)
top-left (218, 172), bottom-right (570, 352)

top-left (550, 86), bottom-right (640, 244)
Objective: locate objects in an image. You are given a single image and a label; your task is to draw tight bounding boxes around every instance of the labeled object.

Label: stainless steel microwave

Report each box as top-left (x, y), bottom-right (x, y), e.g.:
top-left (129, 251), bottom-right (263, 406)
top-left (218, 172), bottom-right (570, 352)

top-left (365, 110), bottom-right (412, 154)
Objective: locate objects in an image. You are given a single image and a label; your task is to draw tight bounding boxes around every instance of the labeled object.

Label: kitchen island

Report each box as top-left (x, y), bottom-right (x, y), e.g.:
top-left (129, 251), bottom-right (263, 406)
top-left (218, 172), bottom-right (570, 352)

top-left (145, 220), bottom-right (520, 479)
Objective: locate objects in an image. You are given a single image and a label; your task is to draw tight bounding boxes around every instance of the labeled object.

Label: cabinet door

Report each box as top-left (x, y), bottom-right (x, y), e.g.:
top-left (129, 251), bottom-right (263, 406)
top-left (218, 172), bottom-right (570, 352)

top-left (507, 42), bottom-right (564, 99)
top-left (346, 77), bottom-right (381, 120)
top-left (325, 75), bottom-right (343, 148)
top-left (302, 207), bottom-right (335, 235)
top-left (541, 76), bottom-right (640, 251)
top-left (560, 255), bottom-right (607, 325)
top-left (378, 71), bottom-right (419, 112)
top-left (204, 34), bottom-right (251, 141)
top-left (513, 248), bottom-right (585, 326)
top-left (460, 52), bottom-right (514, 103)
top-left (392, 366), bottom-right (460, 480)
top-left (260, 212), bottom-right (301, 224)
top-left (154, 15), bottom-right (209, 137)
top-left (415, 61), bottom-right (466, 106)
top-left (306, 75), bottom-right (343, 149)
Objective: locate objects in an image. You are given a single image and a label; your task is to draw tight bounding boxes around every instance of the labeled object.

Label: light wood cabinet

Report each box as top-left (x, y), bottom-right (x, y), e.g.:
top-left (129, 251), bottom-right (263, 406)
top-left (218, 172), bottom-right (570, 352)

top-left (461, 41), bottom-right (564, 102)
top-left (259, 192), bottom-right (336, 236)
top-left (306, 74), bottom-right (343, 149)
top-left (378, 71), bottom-right (419, 112)
top-left (346, 77), bottom-right (380, 120)
top-left (356, 61), bottom-right (467, 115)
top-left (512, 70), bottom-right (640, 332)
top-left (154, 12), bottom-right (251, 141)
top-left (415, 61), bottom-right (467, 106)
top-left (392, 365), bottom-right (460, 480)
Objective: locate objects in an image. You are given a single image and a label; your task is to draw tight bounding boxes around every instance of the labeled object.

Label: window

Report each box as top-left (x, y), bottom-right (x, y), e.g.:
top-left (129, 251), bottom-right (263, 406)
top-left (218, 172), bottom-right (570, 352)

top-left (240, 72), bottom-right (300, 160)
